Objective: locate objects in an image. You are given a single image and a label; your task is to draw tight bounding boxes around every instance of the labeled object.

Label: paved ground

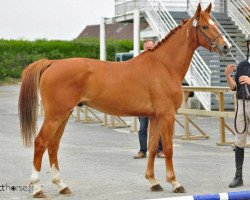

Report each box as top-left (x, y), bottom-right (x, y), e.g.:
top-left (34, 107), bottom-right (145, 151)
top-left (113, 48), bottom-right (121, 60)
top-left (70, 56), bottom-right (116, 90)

top-left (0, 84), bottom-right (250, 200)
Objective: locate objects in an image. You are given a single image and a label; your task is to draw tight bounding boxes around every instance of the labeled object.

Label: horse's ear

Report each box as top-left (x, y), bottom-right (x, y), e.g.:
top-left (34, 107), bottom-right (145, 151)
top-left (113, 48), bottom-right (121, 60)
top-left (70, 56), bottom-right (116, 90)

top-left (205, 3), bottom-right (212, 13)
top-left (194, 3), bottom-right (201, 18)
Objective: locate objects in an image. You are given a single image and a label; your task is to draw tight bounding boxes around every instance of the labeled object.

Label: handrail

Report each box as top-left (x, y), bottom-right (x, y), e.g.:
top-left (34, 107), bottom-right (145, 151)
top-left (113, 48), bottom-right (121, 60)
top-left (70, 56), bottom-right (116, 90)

top-left (228, 9), bottom-right (250, 35)
top-left (232, 0), bottom-right (250, 19)
top-left (228, 0), bottom-right (250, 36)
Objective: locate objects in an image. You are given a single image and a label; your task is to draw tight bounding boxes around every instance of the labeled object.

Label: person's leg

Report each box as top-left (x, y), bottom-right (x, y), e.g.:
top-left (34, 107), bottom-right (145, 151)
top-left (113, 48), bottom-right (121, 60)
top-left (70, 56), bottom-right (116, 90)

top-left (229, 146), bottom-right (244, 188)
top-left (157, 138), bottom-right (165, 158)
top-left (138, 117), bottom-right (149, 153)
top-left (158, 138), bottom-right (163, 152)
top-left (229, 100), bottom-right (247, 188)
top-left (134, 117), bottom-right (148, 159)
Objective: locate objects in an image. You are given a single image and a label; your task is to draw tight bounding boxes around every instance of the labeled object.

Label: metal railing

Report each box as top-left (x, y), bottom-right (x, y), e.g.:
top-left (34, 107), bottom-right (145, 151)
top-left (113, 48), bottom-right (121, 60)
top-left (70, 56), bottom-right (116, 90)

top-left (230, 0), bottom-right (250, 21)
top-left (144, 0), bottom-right (212, 110)
top-left (115, 0), bottom-right (226, 14)
top-left (115, 0), bottom-right (145, 16)
top-left (228, 0), bottom-right (250, 36)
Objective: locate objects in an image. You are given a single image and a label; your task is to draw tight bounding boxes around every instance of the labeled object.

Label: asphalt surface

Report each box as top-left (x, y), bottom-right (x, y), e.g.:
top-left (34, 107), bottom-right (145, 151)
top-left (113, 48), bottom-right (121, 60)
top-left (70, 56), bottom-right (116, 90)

top-left (0, 84), bottom-right (250, 200)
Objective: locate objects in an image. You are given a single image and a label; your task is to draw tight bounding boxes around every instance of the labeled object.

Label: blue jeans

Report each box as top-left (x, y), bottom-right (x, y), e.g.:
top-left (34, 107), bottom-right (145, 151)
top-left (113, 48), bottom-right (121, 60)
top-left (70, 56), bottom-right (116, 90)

top-left (138, 117), bottom-right (163, 154)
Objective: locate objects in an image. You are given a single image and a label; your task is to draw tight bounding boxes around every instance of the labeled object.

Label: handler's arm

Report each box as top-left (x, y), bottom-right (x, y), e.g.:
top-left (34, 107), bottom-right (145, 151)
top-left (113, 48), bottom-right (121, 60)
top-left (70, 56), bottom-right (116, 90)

top-left (225, 64), bottom-right (236, 90)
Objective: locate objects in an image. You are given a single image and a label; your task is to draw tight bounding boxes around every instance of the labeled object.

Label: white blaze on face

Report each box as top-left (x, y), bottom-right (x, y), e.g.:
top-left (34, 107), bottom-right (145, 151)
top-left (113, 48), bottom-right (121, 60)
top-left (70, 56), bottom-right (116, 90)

top-left (208, 19), bottom-right (215, 26)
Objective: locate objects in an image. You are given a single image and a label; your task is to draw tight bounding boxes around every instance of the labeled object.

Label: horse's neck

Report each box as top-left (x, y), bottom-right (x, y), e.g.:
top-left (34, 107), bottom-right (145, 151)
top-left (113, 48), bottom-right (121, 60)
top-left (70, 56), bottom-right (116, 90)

top-left (153, 23), bottom-right (198, 82)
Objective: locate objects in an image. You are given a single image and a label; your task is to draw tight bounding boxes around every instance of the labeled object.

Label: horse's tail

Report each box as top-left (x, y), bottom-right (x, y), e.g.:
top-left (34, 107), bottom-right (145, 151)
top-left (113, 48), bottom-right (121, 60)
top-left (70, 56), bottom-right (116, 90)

top-left (18, 59), bottom-right (53, 147)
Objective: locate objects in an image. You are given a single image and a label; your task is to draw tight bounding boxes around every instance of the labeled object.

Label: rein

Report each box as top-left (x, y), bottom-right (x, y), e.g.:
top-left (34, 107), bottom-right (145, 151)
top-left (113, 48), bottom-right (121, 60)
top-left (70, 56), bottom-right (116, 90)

top-left (234, 84), bottom-right (250, 134)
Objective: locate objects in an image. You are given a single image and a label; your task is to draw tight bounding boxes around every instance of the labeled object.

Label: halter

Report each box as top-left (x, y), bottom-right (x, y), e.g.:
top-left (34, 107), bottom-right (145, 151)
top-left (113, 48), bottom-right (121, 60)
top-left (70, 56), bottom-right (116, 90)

top-left (194, 18), bottom-right (223, 53)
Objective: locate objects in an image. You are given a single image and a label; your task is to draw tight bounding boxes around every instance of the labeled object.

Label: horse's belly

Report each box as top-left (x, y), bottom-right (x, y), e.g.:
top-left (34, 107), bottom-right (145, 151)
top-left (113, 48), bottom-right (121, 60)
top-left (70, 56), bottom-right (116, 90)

top-left (85, 98), bottom-right (154, 117)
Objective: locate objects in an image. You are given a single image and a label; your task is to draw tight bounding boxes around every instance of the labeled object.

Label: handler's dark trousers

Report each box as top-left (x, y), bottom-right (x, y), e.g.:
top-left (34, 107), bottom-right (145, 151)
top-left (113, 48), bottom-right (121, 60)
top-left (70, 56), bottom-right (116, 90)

top-left (138, 117), bottom-right (163, 154)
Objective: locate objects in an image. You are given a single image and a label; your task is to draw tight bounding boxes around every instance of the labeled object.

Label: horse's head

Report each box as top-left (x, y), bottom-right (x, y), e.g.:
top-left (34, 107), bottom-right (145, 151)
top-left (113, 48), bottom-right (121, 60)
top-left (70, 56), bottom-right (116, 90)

top-left (192, 3), bottom-right (232, 56)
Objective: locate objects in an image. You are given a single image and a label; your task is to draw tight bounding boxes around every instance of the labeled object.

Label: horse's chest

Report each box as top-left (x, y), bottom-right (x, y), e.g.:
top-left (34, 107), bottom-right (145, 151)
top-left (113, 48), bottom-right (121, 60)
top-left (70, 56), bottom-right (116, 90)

top-left (164, 86), bottom-right (183, 108)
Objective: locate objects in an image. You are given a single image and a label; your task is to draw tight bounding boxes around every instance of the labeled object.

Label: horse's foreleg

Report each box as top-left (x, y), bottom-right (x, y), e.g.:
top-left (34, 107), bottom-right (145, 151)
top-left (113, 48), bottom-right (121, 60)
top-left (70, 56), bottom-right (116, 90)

top-left (158, 113), bottom-right (185, 193)
top-left (145, 117), bottom-right (163, 191)
top-left (48, 113), bottom-right (72, 195)
top-left (30, 116), bottom-right (66, 198)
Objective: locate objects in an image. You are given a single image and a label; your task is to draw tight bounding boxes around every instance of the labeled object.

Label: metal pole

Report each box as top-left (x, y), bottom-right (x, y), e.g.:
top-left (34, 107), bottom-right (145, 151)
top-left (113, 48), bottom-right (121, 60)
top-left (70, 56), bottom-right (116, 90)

top-left (100, 17), bottom-right (108, 126)
top-left (133, 9), bottom-right (140, 57)
top-left (224, 0), bottom-right (228, 16)
top-left (100, 17), bottom-right (106, 61)
top-left (132, 9), bottom-right (140, 133)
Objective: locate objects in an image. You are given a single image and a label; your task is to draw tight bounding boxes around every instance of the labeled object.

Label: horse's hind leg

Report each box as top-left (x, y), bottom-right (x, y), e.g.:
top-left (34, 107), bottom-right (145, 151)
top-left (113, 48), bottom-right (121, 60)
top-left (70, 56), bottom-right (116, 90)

top-left (30, 112), bottom-right (69, 198)
top-left (145, 117), bottom-right (163, 191)
top-left (48, 113), bottom-right (72, 195)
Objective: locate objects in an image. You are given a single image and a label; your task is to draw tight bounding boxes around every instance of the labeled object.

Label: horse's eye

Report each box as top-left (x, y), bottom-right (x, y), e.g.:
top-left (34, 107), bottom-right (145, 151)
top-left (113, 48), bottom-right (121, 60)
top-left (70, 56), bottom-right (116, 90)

top-left (202, 25), bottom-right (208, 29)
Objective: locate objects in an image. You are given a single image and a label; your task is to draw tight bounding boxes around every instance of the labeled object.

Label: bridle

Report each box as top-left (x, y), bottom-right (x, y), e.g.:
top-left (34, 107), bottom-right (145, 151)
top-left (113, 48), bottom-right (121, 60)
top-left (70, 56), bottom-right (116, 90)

top-left (194, 18), bottom-right (224, 53)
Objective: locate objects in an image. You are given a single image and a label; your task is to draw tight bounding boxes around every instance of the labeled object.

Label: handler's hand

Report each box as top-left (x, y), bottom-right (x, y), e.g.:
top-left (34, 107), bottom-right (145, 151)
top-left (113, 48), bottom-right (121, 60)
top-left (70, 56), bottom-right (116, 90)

top-left (239, 76), bottom-right (250, 85)
top-left (225, 64), bottom-right (236, 76)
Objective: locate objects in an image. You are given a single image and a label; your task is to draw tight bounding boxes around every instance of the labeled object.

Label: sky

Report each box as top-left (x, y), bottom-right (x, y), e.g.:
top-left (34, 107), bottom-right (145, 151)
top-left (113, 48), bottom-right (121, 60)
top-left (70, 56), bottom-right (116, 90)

top-left (0, 0), bottom-right (115, 40)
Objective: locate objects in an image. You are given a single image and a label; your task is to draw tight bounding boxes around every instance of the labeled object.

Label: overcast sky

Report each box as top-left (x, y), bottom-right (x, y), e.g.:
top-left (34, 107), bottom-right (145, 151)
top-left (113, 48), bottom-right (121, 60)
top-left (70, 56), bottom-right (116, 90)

top-left (0, 0), bottom-right (114, 40)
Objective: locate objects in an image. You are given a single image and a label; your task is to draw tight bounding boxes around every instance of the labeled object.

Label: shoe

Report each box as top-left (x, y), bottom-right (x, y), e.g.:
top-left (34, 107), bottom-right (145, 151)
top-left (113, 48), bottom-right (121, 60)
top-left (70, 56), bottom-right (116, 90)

top-left (157, 151), bottom-right (165, 158)
top-left (229, 177), bottom-right (243, 188)
top-left (134, 151), bottom-right (146, 159)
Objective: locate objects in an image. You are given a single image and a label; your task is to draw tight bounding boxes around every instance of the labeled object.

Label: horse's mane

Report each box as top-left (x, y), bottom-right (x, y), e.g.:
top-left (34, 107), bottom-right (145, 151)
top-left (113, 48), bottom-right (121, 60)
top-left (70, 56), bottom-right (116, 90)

top-left (150, 19), bottom-right (189, 51)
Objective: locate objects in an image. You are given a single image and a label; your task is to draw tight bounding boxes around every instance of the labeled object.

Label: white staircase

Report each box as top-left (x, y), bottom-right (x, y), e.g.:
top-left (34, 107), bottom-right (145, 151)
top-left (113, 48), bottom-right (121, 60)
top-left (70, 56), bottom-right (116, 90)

top-left (228, 0), bottom-right (250, 36)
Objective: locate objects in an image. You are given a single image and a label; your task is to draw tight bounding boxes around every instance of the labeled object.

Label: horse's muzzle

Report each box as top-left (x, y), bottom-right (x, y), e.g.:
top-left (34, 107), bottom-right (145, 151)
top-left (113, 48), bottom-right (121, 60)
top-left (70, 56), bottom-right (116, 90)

top-left (220, 43), bottom-right (232, 55)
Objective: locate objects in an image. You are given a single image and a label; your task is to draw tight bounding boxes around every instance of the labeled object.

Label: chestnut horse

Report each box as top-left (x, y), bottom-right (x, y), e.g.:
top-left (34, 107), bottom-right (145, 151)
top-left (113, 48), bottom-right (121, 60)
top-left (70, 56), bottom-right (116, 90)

top-left (18, 3), bottom-right (231, 198)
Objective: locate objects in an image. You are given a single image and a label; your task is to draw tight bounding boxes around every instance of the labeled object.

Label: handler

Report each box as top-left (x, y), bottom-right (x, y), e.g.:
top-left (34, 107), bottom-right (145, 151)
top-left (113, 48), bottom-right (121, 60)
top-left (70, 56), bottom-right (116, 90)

top-left (225, 35), bottom-right (250, 188)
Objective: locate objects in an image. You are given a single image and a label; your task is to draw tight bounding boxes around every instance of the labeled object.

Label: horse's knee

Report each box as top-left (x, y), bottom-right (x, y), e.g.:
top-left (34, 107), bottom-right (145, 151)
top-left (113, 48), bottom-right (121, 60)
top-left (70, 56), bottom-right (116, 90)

top-left (163, 146), bottom-right (173, 159)
top-left (149, 150), bottom-right (157, 157)
top-left (149, 143), bottom-right (159, 156)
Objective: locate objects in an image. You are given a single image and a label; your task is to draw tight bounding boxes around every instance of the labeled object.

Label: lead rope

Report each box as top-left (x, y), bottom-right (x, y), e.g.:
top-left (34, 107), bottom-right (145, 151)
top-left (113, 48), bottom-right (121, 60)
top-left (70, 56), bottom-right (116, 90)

top-left (234, 87), bottom-right (247, 134)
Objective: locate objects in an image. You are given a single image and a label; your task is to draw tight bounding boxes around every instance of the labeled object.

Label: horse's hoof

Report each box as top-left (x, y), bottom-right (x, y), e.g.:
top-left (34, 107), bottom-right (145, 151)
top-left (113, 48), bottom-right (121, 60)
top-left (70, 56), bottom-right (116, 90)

top-left (150, 184), bottom-right (163, 192)
top-left (33, 190), bottom-right (47, 198)
top-left (173, 186), bottom-right (186, 193)
top-left (60, 187), bottom-right (72, 195)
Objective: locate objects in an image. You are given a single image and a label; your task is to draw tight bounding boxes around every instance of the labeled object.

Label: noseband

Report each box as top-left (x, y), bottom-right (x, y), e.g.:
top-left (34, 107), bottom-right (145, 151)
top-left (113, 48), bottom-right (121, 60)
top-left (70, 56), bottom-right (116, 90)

top-left (194, 19), bottom-right (223, 53)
